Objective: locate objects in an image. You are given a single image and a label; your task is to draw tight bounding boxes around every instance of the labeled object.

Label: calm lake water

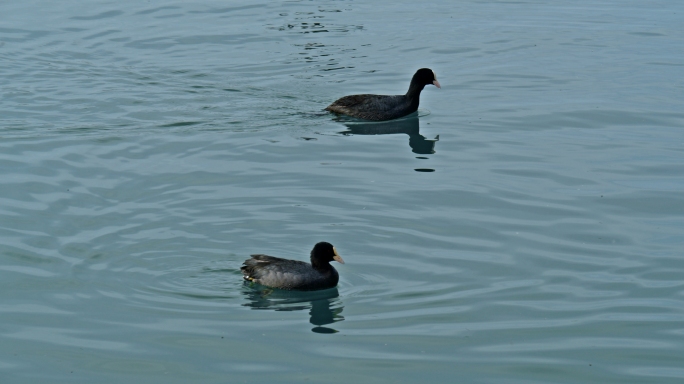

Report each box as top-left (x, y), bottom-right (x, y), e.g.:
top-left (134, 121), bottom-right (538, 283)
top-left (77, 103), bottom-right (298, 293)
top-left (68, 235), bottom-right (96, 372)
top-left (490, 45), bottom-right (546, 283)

top-left (2, 1), bottom-right (684, 382)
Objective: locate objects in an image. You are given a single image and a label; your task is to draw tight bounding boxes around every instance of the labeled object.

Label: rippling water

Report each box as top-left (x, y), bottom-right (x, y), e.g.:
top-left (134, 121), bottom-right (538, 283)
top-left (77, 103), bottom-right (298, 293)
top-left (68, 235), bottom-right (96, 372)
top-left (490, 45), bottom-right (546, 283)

top-left (2, 1), bottom-right (684, 382)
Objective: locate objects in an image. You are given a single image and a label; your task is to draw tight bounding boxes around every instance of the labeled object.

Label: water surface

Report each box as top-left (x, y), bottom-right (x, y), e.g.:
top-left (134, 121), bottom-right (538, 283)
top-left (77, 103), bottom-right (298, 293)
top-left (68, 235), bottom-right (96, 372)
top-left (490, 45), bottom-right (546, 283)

top-left (2, 1), bottom-right (684, 383)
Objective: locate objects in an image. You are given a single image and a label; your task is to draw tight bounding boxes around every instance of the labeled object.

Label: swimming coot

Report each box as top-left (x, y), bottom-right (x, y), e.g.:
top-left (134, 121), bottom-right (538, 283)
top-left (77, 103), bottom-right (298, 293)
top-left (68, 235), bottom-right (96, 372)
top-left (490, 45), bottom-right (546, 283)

top-left (325, 68), bottom-right (440, 121)
top-left (241, 242), bottom-right (344, 291)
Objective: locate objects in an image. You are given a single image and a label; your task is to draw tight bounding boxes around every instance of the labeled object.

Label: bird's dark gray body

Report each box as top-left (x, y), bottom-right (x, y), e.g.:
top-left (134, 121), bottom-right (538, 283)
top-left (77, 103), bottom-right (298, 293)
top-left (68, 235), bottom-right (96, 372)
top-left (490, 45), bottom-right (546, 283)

top-left (242, 254), bottom-right (340, 291)
top-left (325, 94), bottom-right (417, 121)
top-left (325, 68), bottom-right (440, 121)
top-left (241, 242), bottom-right (344, 291)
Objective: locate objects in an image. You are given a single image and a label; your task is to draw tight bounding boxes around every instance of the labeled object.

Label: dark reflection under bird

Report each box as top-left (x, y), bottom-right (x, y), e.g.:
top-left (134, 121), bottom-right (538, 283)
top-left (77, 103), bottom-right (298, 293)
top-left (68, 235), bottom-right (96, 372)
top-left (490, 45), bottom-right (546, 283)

top-left (338, 115), bottom-right (439, 154)
top-left (241, 286), bottom-right (344, 334)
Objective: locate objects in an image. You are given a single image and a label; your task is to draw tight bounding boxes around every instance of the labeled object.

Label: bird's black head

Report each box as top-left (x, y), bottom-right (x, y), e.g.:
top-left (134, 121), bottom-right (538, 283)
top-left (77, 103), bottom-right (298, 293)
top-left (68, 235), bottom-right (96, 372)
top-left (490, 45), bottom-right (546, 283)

top-left (311, 242), bottom-right (345, 266)
top-left (413, 68), bottom-right (441, 89)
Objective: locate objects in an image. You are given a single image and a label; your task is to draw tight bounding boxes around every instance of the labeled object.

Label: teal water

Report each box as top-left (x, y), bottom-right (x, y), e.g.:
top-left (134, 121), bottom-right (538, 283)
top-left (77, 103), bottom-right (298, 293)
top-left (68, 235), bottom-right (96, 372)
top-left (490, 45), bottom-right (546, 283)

top-left (2, 1), bottom-right (684, 383)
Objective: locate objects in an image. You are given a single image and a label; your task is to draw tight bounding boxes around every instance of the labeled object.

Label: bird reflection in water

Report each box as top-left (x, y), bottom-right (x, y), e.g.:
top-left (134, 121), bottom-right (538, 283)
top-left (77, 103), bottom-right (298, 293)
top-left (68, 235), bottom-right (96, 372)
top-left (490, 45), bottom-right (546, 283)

top-left (242, 285), bottom-right (343, 334)
top-left (338, 115), bottom-right (439, 155)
